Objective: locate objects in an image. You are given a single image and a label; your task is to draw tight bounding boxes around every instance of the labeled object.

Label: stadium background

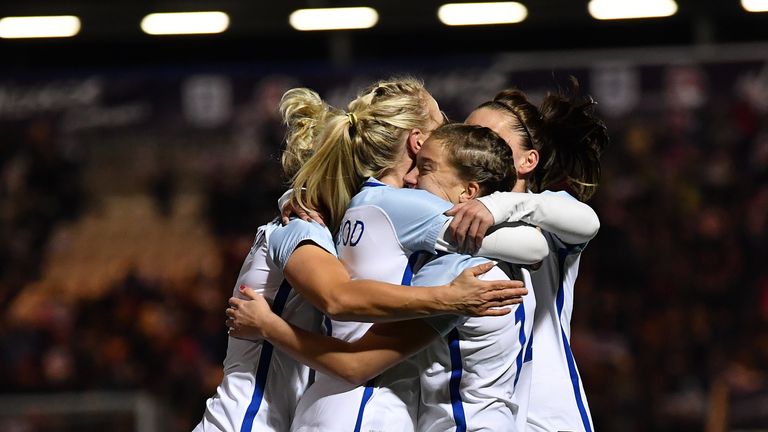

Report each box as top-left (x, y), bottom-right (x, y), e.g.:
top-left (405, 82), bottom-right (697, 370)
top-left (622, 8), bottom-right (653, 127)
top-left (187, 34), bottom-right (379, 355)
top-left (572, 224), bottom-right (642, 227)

top-left (1, 1), bottom-right (767, 431)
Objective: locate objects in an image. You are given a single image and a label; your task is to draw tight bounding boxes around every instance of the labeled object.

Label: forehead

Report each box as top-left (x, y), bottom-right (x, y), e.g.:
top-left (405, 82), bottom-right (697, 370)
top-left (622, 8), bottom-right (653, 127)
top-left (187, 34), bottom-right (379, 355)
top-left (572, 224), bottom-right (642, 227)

top-left (466, 107), bottom-right (517, 146)
top-left (466, 107), bottom-right (508, 129)
top-left (419, 137), bottom-right (445, 159)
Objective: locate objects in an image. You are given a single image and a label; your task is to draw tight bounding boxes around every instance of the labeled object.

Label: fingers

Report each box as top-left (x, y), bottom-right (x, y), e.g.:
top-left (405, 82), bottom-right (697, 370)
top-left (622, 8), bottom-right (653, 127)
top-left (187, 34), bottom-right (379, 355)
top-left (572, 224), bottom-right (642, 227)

top-left (296, 208), bottom-right (312, 222)
top-left (450, 213), bottom-right (469, 252)
top-left (466, 218), bottom-right (482, 253)
top-left (467, 261), bottom-right (497, 277)
top-left (482, 286), bottom-right (528, 300)
top-left (476, 307), bottom-right (512, 317)
top-left (239, 285), bottom-right (259, 300)
top-left (228, 297), bottom-right (243, 308)
top-left (444, 202), bottom-right (465, 217)
top-left (225, 318), bottom-right (234, 328)
top-left (225, 307), bottom-right (236, 318)
top-left (308, 211), bottom-right (326, 226)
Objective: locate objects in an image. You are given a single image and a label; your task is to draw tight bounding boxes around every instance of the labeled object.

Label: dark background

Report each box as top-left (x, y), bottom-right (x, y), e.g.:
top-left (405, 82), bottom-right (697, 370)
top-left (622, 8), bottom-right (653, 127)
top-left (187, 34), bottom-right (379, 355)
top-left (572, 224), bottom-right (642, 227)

top-left (1, 1), bottom-right (767, 431)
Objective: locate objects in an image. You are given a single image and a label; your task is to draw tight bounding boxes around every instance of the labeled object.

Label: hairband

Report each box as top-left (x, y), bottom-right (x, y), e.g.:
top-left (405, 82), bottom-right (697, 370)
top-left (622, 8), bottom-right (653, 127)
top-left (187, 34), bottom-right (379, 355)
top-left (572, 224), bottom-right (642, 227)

top-left (347, 112), bottom-right (358, 128)
top-left (492, 101), bottom-right (535, 147)
top-left (511, 111), bottom-right (535, 147)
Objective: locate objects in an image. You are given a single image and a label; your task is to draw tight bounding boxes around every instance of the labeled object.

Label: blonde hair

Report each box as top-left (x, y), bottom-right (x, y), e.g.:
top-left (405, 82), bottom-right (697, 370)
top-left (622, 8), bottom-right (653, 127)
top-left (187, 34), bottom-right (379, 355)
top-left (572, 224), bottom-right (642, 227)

top-left (289, 77), bottom-right (434, 232)
top-left (279, 88), bottom-right (333, 179)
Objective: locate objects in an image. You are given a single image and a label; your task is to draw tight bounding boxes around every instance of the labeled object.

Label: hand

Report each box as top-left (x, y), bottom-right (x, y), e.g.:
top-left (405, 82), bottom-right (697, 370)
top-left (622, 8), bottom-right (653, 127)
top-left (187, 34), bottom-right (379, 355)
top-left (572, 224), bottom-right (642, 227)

top-left (444, 200), bottom-right (494, 254)
top-left (446, 261), bottom-right (527, 317)
top-left (281, 198), bottom-right (326, 226)
top-left (225, 286), bottom-right (278, 340)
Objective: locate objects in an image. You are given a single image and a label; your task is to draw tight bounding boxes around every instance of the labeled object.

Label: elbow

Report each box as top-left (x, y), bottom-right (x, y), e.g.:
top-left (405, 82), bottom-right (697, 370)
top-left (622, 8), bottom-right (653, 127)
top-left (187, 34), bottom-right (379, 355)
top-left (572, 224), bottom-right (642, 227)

top-left (584, 211), bottom-right (600, 240)
top-left (339, 368), bottom-right (374, 387)
top-left (335, 359), bottom-right (377, 386)
top-left (318, 294), bottom-right (354, 321)
top-left (319, 298), bottom-right (344, 321)
top-left (526, 234), bottom-right (550, 264)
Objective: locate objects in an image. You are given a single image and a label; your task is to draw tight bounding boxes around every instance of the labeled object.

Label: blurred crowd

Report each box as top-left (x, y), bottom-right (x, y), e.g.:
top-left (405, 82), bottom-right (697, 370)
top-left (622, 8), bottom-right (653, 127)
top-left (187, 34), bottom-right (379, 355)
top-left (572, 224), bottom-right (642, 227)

top-left (1, 67), bottom-right (767, 431)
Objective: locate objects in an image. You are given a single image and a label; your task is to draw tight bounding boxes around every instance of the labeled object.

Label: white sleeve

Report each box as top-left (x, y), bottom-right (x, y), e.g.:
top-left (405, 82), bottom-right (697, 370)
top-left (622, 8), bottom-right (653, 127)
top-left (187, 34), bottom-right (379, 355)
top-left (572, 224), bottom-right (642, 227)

top-left (477, 190), bottom-right (600, 246)
top-left (435, 221), bottom-right (549, 265)
top-left (277, 189), bottom-right (293, 212)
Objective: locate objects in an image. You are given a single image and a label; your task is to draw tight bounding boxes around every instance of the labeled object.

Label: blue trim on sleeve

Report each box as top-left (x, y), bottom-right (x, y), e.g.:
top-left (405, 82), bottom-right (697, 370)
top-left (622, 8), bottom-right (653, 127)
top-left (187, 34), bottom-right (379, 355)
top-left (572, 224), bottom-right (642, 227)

top-left (239, 280), bottom-right (293, 432)
top-left (447, 328), bottom-right (467, 432)
top-left (555, 247), bottom-right (593, 432)
top-left (362, 181), bottom-right (386, 188)
top-left (401, 252), bottom-right (423, 285)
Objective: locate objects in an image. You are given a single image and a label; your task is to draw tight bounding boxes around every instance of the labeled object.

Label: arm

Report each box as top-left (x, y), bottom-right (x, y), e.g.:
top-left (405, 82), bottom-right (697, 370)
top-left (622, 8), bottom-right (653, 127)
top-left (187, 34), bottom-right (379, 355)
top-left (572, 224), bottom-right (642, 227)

top-left (285, 243), bottom-right (526, 322)
top-left (477, 191), bottom-right (600, 245)
top-left (435, 221), bottom-right (548, 265)
top-left (447, 191), bottom-right (600, 252)
top-left (227, 289), bottom-right (438, 385)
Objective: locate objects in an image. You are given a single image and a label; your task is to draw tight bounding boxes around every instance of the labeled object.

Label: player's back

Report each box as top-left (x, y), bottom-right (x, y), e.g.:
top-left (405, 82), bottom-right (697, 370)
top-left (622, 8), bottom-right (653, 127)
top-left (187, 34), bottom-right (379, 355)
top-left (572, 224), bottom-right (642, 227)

top-left (414, 254), bottom-right (535, 432)
top-left (292, 179), bottom-right (451, 432)
top-left (197, 220), bottom-right (329, 432)
top-left (526, 226), bottom-right (594, 432)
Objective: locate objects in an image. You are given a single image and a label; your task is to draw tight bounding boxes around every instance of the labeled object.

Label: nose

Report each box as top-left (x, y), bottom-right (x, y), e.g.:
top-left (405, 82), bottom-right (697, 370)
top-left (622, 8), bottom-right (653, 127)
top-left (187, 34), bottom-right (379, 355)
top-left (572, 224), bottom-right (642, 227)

top-left (403, 166), bottom-right (419, 188)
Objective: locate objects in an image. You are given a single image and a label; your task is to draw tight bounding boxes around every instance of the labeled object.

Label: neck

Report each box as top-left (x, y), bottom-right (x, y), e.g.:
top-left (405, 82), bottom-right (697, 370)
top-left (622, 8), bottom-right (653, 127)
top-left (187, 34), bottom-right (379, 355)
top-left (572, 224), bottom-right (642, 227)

top-left (513, 178), bottom-right (528, 193)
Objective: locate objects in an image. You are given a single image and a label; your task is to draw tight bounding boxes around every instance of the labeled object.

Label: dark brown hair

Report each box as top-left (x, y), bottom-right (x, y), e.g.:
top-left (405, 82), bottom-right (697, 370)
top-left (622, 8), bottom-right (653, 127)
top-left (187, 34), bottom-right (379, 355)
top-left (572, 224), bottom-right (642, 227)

top-left (478, 78), bottom-right (609, 201)
top-left (430, 123), bottom-right (516, 196)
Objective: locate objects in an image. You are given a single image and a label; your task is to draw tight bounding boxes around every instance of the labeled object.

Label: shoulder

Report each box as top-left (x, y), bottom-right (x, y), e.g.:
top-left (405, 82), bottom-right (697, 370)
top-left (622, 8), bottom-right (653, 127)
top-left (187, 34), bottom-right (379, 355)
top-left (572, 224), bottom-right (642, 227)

top-left (539, 189), bottom-right (577, 200)
top-left (351, 186), bottom-right (450, 213)
top-left (414, 253), bottom-right (489, 286)
top-left (269, 219), bottom-right (337, 259)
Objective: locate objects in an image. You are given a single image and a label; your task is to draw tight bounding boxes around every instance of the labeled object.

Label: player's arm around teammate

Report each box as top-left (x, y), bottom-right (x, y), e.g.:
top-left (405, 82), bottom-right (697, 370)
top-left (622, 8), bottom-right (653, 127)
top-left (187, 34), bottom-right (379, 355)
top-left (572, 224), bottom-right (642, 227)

top-left (270, 235), bottom-right (525, 322)
top-left (228, 124), bottom-right (538, 385)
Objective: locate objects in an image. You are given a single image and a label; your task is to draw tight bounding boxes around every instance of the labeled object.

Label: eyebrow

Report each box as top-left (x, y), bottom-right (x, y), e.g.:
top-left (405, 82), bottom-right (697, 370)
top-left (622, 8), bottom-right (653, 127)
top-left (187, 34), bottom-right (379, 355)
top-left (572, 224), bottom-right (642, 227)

top-left (419, 156), bottom-right (438, 166)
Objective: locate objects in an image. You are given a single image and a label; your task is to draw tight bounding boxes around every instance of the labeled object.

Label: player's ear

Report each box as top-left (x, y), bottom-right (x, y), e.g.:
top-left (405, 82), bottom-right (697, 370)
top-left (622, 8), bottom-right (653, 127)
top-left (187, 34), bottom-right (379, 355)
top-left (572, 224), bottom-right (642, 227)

top-left (406, 128), bottom-right (424, 157)
top-left (518, 149), bottom-right (539, 176)
top-left (460, 181), bottom-right (481, 202)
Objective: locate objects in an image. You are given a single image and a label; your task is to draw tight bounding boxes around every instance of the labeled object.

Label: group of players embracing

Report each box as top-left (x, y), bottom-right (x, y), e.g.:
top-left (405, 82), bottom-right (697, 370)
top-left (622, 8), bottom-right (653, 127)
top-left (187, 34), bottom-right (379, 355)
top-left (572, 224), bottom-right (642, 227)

top-left (194, 76), bottom-right (609, 432)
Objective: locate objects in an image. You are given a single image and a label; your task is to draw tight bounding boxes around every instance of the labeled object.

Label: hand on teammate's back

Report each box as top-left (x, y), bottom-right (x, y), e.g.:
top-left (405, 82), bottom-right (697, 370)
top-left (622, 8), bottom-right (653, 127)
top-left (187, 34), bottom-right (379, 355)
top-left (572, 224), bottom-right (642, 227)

top-left (446, 261), bottom-right (527, 317)
top-left (281, 198), bottom-right (326, 226)
top-left (226, 286), bottom-right (276, 340)
top-left (445, 200), bottom-right (494, 254)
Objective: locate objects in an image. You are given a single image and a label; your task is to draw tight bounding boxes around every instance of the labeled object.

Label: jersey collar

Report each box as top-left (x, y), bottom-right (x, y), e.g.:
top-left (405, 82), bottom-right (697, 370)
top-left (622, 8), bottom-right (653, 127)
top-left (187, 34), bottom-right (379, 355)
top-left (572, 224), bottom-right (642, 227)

top-left (362, 177), bottom-right (387, 188)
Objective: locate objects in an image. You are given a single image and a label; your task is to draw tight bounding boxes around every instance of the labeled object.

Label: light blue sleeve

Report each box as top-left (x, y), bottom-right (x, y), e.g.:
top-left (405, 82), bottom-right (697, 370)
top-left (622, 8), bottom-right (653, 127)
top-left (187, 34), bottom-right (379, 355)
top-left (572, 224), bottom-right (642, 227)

top-left (412, 253), bottom-right (481, 336)
top-left (376, 188), bottom-right (452, 254)
top-left (268, 219), bottom-right (337, 271)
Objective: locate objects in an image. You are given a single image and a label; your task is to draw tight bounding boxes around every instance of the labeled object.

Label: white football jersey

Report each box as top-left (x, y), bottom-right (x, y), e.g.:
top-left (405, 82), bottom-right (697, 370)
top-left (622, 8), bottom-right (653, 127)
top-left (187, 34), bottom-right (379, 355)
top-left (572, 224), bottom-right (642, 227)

top-left (526, 228), bottom-right (594, 432)
top-left (291, 178), bottom-right (452, 432)
top-left (195, 219), bottom-right (335, 432)
top-left (414, 254), bottom-right (535, 432)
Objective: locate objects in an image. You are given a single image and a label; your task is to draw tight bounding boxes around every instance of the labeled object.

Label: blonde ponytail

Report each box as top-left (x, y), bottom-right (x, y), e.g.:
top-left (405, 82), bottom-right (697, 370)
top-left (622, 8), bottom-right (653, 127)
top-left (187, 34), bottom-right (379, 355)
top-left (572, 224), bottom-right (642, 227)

top-left (292, 77), bottom-right (435, 232)
top-left (279, 88), bottom-right (332, 179)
